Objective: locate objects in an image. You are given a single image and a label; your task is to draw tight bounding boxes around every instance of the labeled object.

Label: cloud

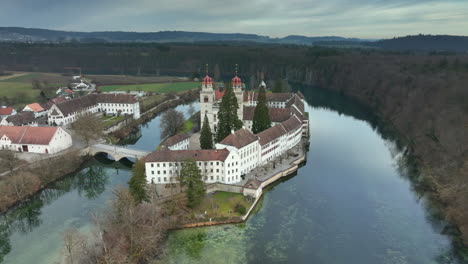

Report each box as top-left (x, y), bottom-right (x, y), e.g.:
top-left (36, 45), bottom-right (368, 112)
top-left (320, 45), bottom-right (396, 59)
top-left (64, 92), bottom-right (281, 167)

top-left (1, 0), bottom-right (467, 38)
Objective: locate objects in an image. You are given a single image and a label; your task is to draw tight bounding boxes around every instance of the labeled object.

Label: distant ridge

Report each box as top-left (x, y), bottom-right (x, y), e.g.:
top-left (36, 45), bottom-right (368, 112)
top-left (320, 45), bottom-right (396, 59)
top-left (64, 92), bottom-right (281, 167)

top-left (0, 27), bottom-right (366, 45)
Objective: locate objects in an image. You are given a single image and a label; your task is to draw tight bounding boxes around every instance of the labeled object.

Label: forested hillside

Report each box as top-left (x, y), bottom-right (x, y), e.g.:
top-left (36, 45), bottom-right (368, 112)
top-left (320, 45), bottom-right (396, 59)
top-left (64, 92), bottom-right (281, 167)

top-left (0, 43), bottom-right (467, 243)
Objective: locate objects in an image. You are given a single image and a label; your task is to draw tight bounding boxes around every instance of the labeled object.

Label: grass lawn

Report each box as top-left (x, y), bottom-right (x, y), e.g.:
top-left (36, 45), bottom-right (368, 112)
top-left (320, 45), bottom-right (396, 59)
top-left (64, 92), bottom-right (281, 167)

top-left (101, 115), bottom-right (126, 127)
top-left (99, 82), bottom-right (198, 93)
top-left (194, 191), bottom-right (251, 218)
top-left (182, 119), bottom-right (194, 133)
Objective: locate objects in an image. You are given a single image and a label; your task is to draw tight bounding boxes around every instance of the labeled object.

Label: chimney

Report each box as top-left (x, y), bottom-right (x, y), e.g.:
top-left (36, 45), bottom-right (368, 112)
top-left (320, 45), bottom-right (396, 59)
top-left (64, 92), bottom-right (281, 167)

top-left (231, 129), bottom-right (235, 134)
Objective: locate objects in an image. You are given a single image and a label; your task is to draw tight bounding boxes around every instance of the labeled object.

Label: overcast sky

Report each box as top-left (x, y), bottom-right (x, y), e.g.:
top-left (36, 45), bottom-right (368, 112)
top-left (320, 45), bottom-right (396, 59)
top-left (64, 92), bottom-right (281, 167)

top-left (1, 0), bottom-right (467, 38)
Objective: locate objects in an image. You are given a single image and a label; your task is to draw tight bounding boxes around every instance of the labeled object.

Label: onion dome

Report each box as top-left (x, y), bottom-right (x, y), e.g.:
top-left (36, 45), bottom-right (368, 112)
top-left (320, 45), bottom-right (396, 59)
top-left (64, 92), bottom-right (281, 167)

top-left (232, 75), bottom-right (242, 86)
top-left (202, 74), bottom-right (213, 85)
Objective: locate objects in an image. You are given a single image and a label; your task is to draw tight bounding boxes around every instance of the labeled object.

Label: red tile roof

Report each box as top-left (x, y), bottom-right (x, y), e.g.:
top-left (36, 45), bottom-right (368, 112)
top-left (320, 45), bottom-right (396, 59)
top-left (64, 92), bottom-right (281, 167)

top-left (0, 107), bottom-right (14, 116)
top-left (145, 149), bottom-right (230, 162)
top-left (25, 103), bottom-right (45, 112)
top-left (0, 126), bottom-right (59, 145)
top-left (215, 88), bottom-right (225, 101)
top-left (219, 128), bottom-right (258, 149)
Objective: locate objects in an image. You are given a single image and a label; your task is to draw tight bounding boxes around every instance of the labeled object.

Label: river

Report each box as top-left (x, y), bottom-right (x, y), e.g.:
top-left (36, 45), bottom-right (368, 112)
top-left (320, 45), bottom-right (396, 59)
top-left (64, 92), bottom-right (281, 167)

top-left (0, 88), bottom-right (466, 264)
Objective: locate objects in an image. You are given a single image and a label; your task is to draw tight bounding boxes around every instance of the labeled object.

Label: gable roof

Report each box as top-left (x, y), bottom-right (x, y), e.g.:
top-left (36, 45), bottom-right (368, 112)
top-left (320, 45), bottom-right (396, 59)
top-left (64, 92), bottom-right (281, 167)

top-left (243, 106), bottom-right (291, 122)
top-left (161, 133), bottom-right (190, 148)
top-left (54, 94), bottom-right (138, 116)
top-left (145, 149), bottom-right (230, 162)
top-left (0, 126), bottom-right (60, 145)
top-left (25, 103), bottom-right (45, 112)
top-left (255, 124), bottom-right (287, 146)
top-left (6, 112), bottom-right (36, 126)
top-left (280, 115), bottom-right (302, 133)
top-left (219, 128), bottom-right (258, 149)
top-left (0, 107), bottom-right (14, 116)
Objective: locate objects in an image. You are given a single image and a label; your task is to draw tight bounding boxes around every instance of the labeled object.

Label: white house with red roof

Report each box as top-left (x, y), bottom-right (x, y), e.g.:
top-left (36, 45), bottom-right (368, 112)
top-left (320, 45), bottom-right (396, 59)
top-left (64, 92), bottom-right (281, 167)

top-left (0, 125), bottom-right (72, 154)
top-left (0, 106), bottom-right (16, 118)
top-left (23, 103), bottom-right (47, 118)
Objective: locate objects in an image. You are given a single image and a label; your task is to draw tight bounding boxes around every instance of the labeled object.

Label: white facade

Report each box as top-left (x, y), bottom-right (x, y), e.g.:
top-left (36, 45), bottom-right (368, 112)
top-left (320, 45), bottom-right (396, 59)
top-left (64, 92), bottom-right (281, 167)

top-left (216, 138), bottom-right (261, 175)
top-left (48, 94), bottom-right (140, 126)
top-left (168, 138), bottom-right (190, 150)
top-left (0, 126), bottom-right (72, 154)
top-left (145, 150), bottom-right (241, 185)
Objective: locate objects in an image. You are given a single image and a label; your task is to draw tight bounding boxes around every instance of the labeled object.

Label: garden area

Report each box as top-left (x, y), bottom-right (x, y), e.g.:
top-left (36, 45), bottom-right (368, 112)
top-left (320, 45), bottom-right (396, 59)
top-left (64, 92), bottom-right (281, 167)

top-left (101, 115), bottom-right (126, 128)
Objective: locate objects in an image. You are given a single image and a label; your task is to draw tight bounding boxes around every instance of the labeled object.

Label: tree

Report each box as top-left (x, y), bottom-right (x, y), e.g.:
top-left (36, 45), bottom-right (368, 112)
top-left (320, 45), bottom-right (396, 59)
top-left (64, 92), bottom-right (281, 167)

top-left (200, 113), bottom-right (213, 149)
top-left (215, 82), bottom-right (243, 142)
top-left (71, 114), bottom-right (104, 145)
top-left (160, 109), bottom-right (185, 139)
top-left (252, 85), bottom-right (271, 134)
top-left (180, 159), bottom-right (205, 208)
top-left (0, 150), bottom-right (19, 174)
top-left (63, 228), bottom-right (86, 264)
top-left (128, 159), bottom-right (149, 204)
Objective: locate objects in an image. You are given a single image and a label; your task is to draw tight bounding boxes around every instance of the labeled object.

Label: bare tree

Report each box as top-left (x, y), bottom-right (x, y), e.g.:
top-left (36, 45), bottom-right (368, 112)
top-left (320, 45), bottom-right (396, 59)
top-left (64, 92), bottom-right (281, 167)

top-left (0, 150), bottom-right (19, 173)
top-left (160, 109), bottom-right (185, 139)
top-left (71, 114), bottom-right (105, 145)
top-left (63, 228), bottom-right (86, 264)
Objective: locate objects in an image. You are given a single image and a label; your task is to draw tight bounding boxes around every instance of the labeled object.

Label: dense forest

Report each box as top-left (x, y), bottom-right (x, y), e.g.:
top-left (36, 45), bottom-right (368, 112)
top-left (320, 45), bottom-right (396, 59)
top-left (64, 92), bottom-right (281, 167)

top-left (1, 42), bottom-right (468, 244)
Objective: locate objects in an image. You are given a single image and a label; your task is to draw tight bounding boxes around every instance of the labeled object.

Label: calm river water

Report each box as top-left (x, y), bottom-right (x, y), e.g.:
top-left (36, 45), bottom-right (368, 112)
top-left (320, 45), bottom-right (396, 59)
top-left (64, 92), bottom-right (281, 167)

top-left (0, 88), bottom-right (466, 264)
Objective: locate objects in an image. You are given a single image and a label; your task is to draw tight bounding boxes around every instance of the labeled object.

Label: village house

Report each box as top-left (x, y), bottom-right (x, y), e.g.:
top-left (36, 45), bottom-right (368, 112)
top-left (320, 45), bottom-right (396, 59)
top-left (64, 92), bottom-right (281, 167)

top-left (0, 125), bottom-right (72, 154)
top-left (23, 103), bottom-right (47, 118)
top-left (48, 93), bottom-right (141, 126)
top-left (0, 106), bottom-right (16, 118)
top-left (0, 112), bottom-right (38, 126)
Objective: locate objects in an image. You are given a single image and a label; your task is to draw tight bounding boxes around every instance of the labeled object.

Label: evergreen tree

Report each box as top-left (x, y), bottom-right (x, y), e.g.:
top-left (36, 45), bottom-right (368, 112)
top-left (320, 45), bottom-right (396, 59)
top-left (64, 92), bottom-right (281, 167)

top-left (200, 113), bottom-right (213, 149)
top-left (215, 82), bottom-right (243, 142)
top-left (252, 86), bottom-right (271, 133)
top-left (128, 159), bottom-right (149, 204)
top-left (180, 159), bottom-right (205, 208)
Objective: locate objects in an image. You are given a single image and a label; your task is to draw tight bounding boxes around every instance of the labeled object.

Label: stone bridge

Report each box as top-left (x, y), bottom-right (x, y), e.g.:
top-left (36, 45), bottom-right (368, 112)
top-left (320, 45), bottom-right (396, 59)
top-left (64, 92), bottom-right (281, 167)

top-left (89, 143), bottom-right (150, 161)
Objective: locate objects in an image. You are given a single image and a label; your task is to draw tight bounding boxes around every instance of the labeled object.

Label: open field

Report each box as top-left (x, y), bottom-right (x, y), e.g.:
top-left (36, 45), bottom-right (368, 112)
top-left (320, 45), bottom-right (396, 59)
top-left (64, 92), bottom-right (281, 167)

top-left (99, 82), bottom-right (199, 93)
top-left (0, 72), bottom-right (72, 106)
top-left (87, 74), bottom-right (190, 85)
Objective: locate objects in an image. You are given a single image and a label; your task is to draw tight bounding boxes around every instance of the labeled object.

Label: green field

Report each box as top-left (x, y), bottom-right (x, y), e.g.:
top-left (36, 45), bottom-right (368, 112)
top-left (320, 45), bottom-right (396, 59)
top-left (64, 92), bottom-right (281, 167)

top-left (194, 191), bottom-right (251, 217)
top-left (99, 82), bottom-right (199, 93)
top-left (0, 73), bottom-right (70, 106)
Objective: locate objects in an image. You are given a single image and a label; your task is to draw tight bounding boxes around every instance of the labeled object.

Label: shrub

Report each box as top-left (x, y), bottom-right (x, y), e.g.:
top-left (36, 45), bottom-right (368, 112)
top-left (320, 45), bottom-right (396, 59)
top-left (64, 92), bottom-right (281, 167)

top-left (235, 204), bottom-right (247, 215)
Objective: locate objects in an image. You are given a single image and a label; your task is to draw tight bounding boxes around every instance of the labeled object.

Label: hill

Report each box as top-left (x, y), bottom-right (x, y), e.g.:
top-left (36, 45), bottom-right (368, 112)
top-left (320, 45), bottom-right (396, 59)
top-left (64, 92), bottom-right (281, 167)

top-left (0, 27), bottom-right (364, 45)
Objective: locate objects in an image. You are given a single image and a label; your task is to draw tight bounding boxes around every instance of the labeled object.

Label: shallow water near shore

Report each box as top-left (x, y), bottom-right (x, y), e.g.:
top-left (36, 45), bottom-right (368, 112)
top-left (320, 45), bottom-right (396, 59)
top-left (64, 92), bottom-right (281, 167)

top-left (0, 88), bottom-right (466, 263)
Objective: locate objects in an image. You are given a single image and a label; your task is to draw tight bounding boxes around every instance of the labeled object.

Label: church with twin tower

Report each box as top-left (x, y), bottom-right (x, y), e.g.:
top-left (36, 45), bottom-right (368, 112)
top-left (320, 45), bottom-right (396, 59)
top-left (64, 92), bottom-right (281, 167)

top-left (200, 65), bottom-right (244, 132)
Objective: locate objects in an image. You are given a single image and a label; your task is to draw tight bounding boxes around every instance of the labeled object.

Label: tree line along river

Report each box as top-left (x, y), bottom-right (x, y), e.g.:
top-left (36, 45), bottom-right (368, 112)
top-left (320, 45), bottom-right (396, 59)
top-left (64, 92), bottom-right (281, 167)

top-left (0, 86), bottom-right (466, 264)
